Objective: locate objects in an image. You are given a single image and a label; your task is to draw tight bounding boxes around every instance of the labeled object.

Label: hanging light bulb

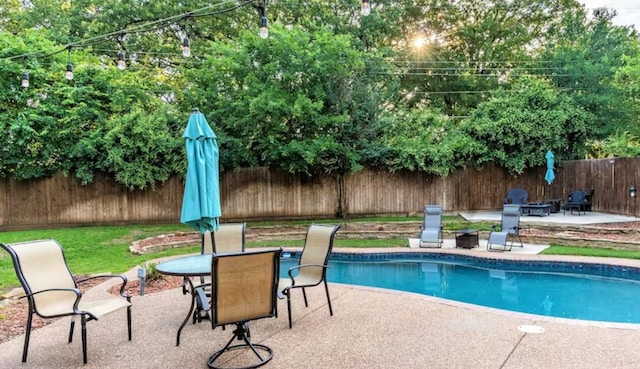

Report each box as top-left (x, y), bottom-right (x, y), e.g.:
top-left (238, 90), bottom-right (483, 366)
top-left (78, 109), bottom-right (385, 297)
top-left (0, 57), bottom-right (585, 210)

top-left (259, 16), bottom-right (269, 39)
top-left (182, 35), bottom-right (191, 57)
top-left (66, 63), bottom-right (74, 80)
top-left (21, 72), bottom-right (29, 88)
top-left (117, 50), bottom-right (126, 70)
top-left (65, 46), bottom-right (74, 81)
top-left (361, 0), bottom-right (371, 16)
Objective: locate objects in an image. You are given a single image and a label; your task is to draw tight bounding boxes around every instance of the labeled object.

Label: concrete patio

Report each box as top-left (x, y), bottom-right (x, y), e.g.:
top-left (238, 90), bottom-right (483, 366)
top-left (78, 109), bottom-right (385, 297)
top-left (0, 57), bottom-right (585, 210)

top-left (458, 209), bottom-right (638, 225)
top-left (2, 244), bottom-right (640, 369)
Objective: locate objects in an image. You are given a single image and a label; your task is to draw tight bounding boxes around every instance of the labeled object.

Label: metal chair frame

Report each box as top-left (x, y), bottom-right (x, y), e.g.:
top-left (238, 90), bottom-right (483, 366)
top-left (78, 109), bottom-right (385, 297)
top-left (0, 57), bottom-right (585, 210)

top-left (419, 205), bottom-right (444, 248)
top-left (279, 224), bottom-right (340, 329)
top-left (1, 239), bottom-right (131, 364)
top-left (487, 205), bottom-right (523, 252)
top-left (206, 248), bottom-right (282, 369)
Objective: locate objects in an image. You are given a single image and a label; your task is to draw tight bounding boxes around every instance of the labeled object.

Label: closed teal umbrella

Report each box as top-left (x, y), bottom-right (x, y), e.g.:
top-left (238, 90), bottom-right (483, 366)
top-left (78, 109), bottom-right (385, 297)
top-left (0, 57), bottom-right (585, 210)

top-left (545, 150), bottom-right (555, 185)
top-left (180, 108), bottom-right (221, 232)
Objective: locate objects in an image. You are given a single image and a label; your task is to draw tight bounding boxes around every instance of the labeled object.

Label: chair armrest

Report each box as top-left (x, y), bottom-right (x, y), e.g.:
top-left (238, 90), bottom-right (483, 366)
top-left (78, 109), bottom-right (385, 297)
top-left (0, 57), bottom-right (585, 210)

top-left (287, 264), bottom-right (331, 282)
top-left (29, 287), bottom-right (82, 297)
top-left (194, 285), bottom-right (211, 311)
top-left (76, 273), bottom-right (126, 284)
top-left (76, 274), bottom-right (129, 298)
top-left (29, 288), bottom-right (83, 312)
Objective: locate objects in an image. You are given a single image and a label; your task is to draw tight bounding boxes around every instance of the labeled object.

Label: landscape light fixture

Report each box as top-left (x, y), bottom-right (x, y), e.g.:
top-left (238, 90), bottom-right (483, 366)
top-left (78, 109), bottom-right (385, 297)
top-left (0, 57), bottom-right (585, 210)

top-left (21, 72), bottom-right (29, 88)
top-left (630, 184), bottom-right (637, 198)
top-left (117, 50), bottom-right (126, 70)
top-left (137, 267), bottom-right (147, 296)
top-left (361, 0), bottom-right (371, 16)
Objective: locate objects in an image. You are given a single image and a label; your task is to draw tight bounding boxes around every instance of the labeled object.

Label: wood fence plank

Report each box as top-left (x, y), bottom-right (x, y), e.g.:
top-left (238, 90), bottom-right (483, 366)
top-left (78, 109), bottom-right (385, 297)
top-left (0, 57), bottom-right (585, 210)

top-left (1, 158), bottom-right (638, 229)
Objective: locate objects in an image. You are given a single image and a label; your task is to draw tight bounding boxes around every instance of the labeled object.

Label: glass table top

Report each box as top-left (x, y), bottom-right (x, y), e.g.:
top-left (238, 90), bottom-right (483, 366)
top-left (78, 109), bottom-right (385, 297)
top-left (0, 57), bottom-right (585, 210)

top-left (156, 254), bottom-right (212, 277)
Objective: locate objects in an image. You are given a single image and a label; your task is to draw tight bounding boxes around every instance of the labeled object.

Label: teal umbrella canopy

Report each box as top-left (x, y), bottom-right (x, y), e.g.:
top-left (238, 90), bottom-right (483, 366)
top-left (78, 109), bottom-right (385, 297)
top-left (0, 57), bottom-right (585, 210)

top-left (180, 109), bottom-right (221, 233)
top-left (545, 150), bottom-right (555, 185)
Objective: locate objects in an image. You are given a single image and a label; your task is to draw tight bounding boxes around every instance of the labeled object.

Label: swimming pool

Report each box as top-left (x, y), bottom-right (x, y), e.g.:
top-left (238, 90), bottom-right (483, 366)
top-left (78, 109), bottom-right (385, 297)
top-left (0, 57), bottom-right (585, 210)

top-left (281, 252), bottom-right (640, 324)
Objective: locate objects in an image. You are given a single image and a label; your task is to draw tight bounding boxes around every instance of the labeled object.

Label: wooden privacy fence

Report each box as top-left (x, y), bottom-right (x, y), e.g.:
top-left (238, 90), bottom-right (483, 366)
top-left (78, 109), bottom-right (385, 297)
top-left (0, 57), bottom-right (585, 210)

top-left (0, 157), bottom-right (638, 230)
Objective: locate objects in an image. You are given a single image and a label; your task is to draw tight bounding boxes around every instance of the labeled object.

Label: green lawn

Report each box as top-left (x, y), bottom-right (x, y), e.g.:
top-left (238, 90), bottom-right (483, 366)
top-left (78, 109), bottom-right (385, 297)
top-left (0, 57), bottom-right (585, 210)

top-left (1, 217), bottom-right (638, 293)
top-left (0, 224), bottom-right (200, 292)
top-left (540, 245), bottom-right (640, 259)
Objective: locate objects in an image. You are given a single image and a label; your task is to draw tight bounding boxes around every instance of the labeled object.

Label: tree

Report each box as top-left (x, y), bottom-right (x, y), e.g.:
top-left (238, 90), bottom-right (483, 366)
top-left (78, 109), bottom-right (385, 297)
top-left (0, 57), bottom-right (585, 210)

top-left (391, 0), bottom-right (586, 117)
top-left (181, 24), bottom-right (370, 176)
top-left (460, 76), bottom-right (591, 174)
top-left (0, 30), bottom-right (186, 188)
top-left (542, 7), bottom-right (640, 139)
top-left (374, 107), bottom-right (474, 175)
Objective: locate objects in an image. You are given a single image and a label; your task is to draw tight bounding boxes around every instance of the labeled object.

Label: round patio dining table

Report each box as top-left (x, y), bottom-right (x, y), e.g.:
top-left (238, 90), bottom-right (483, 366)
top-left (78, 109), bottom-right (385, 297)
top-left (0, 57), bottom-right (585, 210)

top-left (156, 254), bottom-right (213, 346)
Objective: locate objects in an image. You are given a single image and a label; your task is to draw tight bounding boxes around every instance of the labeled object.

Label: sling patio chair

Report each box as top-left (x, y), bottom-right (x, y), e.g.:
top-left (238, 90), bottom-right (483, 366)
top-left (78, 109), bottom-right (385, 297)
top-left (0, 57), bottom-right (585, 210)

top-left (212, 222), bottom-right (247, 254)
top-left (279, 223), bottom-right (340, 328)
top-left (487, 204), bottom-right (524, 252)
top-left (193, 223), bottom-right (247, 323)
top-left (419, 205), bottom-right (444, 248)
top-left (205, 248), bottom-right (282, 369)
top-left (0, 239), bottom-right (132, 364)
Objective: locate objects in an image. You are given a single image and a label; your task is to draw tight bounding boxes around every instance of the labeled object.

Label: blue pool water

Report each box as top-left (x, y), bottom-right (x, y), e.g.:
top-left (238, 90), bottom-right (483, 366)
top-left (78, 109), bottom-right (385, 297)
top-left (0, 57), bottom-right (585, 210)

top-left (280, 252), bottom-right (640, 324)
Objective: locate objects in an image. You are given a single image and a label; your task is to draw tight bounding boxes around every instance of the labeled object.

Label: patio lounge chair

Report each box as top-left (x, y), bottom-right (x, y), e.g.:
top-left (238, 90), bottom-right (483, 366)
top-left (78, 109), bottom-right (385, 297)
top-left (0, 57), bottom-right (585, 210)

top-left (279, 224), bottom-right (340, 329)
top-left (487, 205), bottom-right (523, 252)
top-left (193, 223), bottom-right (246, 323)
top-left (504, 188), bottom-right (528, 205)
top-left (0, 239), bottom-right (132, 364)
top-left (205, 248), bottom-right (282, 369)
top-left (419, 205), bottom-right (444, 248)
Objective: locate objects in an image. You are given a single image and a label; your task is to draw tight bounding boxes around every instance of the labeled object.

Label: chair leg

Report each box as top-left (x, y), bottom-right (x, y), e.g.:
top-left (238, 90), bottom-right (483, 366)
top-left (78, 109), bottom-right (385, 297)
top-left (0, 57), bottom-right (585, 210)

top-left (285, 290), bottom-right (293, 329)
top-left (509, 235), bottom-right (523, 248)
top-left (127, 305), bottom-right (132, 341)
top-left (69, 316), bottom-right (75, 343)
top-left (302, 287), bottom-right (309, 307)
top-left (22, 313), bottom-right (34, 362)
top-left (324, 280), bottom-right (333, 316)
top-left (206, 323), bottom-right (273, 369)
top-left (81, 315), bottom-right (88, 364)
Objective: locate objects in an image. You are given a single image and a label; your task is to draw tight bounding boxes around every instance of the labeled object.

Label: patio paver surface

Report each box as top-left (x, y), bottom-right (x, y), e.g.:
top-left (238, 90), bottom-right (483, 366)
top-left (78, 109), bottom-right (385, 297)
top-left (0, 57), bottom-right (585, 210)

top-left (3, 245), bottom-right (640, 369)
top-left (2, 211), bottom-right (640, 368)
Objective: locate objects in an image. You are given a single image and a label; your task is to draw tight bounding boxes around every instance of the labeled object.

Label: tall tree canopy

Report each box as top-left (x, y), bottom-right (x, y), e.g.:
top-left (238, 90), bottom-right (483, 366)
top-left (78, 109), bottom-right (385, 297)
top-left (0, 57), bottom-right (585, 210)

top-left (1, 0), bottom-right (638, 187)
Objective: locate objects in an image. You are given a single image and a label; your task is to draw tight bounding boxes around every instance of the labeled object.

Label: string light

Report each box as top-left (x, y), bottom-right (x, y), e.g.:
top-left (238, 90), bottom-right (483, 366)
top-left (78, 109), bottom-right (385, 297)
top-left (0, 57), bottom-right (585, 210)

top-left (65, 46), bottom-right (74, 81)
top-left (361, 0), bottom-right (371, 16)
top-left (182, 35), bottom-right (191, 57)
top-left (116, 33), bottom-right (127, 70)
top-left (255, 1), bottom-right (268, 39)
top-left (117, 50), bottom-right (126, 70)
top-left (7, 0), bottom-right (304, 87)
top-left (66, 63), bottom-right (74, 80)
top-left (260, 16), bottom-right (268, 39)
top-left (21, 72), bottom-right (29, 88)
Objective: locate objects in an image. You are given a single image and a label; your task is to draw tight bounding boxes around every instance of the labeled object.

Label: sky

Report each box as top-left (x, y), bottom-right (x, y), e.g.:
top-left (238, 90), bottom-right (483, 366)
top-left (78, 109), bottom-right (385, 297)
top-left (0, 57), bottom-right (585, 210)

top-left (578, 0), bottom-right (640, 29)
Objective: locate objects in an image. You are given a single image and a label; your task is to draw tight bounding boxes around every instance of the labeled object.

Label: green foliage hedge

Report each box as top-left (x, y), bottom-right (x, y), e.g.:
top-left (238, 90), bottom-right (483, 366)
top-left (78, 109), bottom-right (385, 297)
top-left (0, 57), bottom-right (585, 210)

top-left (1, 1), bottom-right (639, 188)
